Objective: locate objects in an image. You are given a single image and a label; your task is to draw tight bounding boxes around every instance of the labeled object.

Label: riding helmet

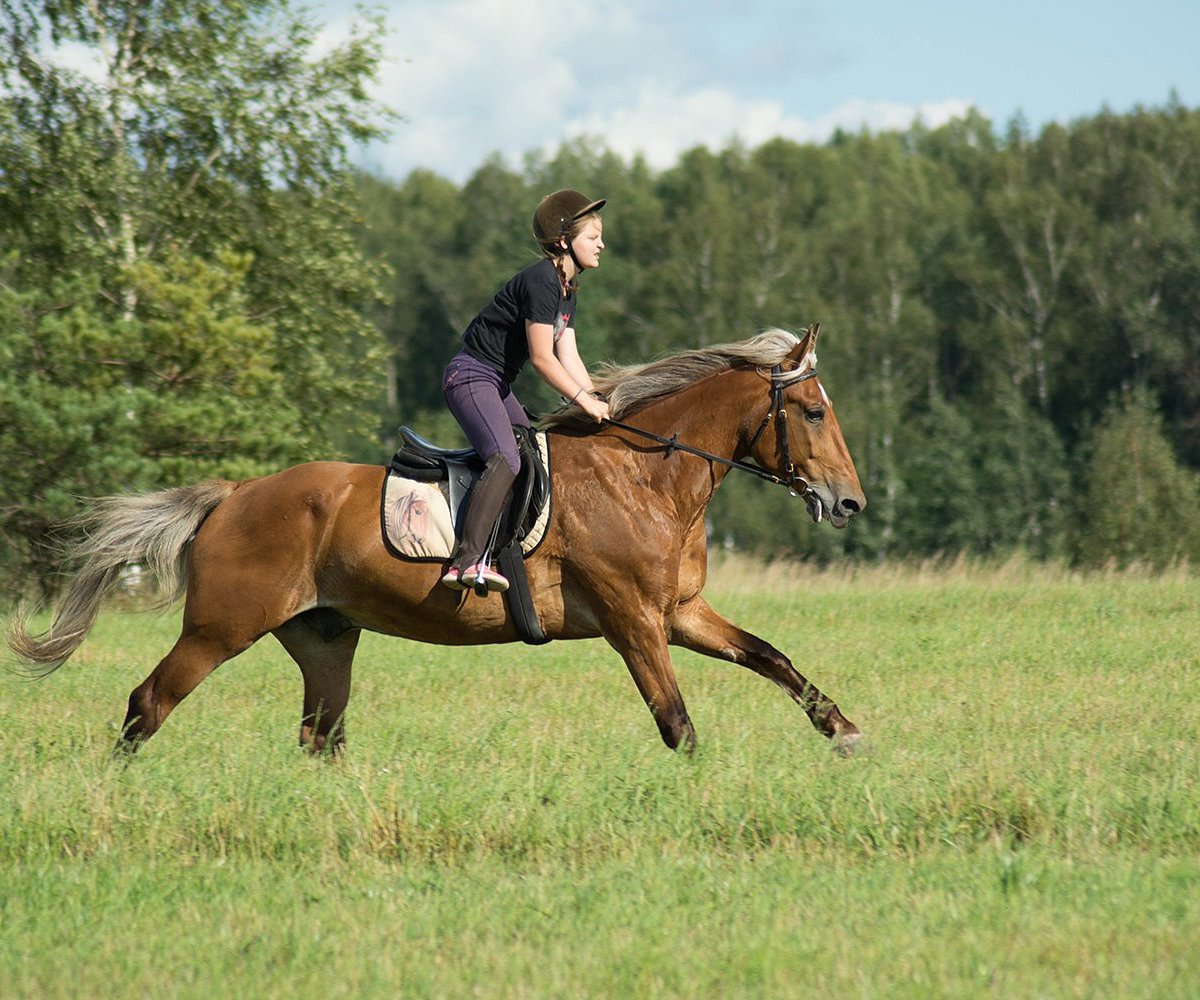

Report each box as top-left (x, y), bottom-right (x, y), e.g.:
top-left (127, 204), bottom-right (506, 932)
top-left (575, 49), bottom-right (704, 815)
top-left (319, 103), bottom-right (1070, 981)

top-left (532, 189), bottom-right (606, 244)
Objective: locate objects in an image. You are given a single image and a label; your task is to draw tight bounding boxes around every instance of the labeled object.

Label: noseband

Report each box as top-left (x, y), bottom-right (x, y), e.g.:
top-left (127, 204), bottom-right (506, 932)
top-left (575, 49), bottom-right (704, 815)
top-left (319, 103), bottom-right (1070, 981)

top-left (602, 364), bottom-right (817, 496)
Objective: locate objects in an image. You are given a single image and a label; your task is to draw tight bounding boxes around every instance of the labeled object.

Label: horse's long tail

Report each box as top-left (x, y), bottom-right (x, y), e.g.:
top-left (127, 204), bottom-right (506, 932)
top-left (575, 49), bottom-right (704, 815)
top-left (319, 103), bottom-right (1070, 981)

top-left (6, 480), bottom-right (239, 676)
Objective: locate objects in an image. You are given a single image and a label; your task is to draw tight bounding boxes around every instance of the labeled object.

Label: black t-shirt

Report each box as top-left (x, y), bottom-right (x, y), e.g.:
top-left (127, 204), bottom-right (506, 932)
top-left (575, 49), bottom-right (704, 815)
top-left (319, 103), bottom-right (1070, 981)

top-left (462, 258), bottom-right (576, 382)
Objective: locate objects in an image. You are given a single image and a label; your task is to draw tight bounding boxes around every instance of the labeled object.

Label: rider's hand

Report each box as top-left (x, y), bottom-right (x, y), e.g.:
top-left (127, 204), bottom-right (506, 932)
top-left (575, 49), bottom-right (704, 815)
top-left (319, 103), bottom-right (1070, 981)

top-left (578, 392), bottom-right (610, 423)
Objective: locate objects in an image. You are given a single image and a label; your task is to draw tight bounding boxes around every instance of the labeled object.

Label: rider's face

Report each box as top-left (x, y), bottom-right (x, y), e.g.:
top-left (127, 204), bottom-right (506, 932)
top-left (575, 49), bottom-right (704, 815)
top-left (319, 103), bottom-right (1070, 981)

top-left (567, 217), bottom-right (604, 270)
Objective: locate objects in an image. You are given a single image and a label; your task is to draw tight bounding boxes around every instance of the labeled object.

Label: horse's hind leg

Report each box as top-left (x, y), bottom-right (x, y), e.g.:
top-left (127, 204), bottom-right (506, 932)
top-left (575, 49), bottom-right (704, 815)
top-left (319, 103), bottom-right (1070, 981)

top-left (119, 626), bottom-right (256, 752)
top-left (670, 596), bottom-right (862, 754)
top-left (273, 612), bottom-right (360, 754)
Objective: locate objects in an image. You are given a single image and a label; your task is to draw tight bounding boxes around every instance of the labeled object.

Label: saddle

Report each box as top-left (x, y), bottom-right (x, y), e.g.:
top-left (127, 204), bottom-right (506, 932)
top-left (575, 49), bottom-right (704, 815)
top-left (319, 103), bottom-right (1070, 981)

top-left (380, 424), bottom-right (552, 644)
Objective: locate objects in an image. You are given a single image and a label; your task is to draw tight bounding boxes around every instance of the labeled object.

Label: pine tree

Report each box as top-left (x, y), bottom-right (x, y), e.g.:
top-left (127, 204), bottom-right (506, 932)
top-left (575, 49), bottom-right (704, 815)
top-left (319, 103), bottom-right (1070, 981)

top-left (0, 0), bottom-right (391, 598)
top-left (1073, 387), bottom-right (1200, 569)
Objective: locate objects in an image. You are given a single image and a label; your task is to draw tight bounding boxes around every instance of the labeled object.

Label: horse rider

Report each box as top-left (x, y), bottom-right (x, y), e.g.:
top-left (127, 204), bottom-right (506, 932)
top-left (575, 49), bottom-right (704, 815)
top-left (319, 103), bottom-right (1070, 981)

top-left (439, 189), bottom-right (611, 592)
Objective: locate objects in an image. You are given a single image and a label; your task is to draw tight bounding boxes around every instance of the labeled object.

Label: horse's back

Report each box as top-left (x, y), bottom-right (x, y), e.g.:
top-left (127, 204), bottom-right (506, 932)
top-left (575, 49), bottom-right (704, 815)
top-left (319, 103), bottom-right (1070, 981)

top-left (194, 461), bottom-right (384, 567)
top-left (188, 460), bottom-right (516, 640)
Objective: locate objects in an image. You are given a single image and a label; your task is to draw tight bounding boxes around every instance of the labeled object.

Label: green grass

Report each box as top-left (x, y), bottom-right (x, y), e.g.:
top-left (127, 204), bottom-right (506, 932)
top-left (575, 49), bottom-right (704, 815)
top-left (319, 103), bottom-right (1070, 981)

top-left (2, 557), bottom-right (1199, 998)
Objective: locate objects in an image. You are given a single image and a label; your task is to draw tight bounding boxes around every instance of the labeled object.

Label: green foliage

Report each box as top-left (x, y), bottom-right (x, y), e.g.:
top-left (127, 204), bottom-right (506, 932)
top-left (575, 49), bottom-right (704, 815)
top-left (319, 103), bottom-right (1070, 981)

top-left (1072, 386), bottom-right (1200, 569)
top-left (0, 253), bottom-right (305, 598)
top-left (354, 100), bottom-right (1200, 571)
top-left (353, 170), bottom-right (472, 427)
top-left (894, 383), bottom-right (1069, 559)
top-left (0, 0), bottom-right (390, 596)
top-left (4, 0), bottom-right (1200, 590)
top-left (896, 392), bottom-right (983, 555)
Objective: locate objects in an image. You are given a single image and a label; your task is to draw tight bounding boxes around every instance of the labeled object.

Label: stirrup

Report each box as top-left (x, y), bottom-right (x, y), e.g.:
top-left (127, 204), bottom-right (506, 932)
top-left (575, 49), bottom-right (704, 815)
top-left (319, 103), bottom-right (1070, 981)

top-left (461, 562), bottom-right (509, 593)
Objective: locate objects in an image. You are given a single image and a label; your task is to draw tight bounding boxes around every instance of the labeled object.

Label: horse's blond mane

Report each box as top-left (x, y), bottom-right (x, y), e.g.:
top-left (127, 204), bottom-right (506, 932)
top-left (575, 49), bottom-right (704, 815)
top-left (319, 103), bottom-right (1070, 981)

top-left (541, 327), bottom-right (809, 429)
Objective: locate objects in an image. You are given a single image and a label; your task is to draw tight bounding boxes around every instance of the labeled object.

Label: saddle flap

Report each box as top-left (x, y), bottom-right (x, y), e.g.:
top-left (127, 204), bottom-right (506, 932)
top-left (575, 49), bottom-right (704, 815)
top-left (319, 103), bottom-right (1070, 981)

top-left (503, 427), bottom-right (540, 541)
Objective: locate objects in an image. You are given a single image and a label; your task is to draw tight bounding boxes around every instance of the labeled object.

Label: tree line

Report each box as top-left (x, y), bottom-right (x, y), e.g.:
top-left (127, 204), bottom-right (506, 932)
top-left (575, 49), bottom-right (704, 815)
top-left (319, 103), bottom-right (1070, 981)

top-left (3, 1), bottom-right (1199, 601)
top-left (357, 97), bottom-right (1200, 572)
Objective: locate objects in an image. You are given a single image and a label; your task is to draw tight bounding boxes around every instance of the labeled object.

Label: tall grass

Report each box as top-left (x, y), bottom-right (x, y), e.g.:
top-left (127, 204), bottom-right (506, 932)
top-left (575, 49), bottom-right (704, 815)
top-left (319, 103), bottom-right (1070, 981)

top-left (2, 559), bottom-right (1198, 997)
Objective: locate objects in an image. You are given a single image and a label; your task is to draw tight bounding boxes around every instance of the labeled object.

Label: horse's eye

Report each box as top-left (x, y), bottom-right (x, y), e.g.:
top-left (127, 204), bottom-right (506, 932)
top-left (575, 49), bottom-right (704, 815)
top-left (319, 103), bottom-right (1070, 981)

top-left (805, 406), bottom-right (825, 424)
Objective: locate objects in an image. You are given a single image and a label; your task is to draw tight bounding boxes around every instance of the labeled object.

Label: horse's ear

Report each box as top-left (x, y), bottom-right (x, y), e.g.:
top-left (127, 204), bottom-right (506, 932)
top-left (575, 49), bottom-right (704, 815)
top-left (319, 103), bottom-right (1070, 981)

top-left (793, 322), bottom-right (820, 359)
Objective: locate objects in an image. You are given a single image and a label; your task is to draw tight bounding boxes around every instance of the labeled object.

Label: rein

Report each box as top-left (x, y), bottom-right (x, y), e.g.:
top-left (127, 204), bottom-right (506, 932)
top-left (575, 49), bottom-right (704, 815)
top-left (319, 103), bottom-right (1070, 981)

top-left (602, 365), bottom-right (818, 496)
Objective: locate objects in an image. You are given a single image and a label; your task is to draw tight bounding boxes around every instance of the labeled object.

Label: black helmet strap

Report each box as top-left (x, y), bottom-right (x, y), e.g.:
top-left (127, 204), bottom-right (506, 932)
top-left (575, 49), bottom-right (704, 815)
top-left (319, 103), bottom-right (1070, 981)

top-left (565, 230), bottom-right (585, 274)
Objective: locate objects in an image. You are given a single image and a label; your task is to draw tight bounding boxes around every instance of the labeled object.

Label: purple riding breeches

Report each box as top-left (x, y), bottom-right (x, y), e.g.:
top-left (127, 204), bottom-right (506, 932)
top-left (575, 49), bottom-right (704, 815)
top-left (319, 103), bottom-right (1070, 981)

top-left (442, 351), bottom-right (530, 476)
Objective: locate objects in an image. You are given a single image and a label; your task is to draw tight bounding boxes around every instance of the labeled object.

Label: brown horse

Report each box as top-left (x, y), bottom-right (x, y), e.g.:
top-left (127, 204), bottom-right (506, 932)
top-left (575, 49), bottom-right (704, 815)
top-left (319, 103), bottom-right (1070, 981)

top-left (7, 326), bottom-right (866, 755)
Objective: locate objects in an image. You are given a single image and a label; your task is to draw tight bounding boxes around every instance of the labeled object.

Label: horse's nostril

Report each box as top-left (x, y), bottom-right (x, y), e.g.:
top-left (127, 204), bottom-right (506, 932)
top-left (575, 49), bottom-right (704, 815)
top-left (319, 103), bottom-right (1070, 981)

top-left (839, 498), bottom-right (861, 514)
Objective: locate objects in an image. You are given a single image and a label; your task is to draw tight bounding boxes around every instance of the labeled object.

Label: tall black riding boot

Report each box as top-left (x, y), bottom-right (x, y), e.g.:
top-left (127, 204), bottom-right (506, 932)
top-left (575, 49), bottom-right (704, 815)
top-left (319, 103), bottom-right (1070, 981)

top-left (449, 454), bottom-right (516, 588)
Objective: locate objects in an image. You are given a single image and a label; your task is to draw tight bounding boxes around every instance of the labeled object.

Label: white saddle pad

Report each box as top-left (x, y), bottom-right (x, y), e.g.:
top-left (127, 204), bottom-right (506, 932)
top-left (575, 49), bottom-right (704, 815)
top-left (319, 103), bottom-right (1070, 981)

top-left (382, 430), bottom-right (551, 560)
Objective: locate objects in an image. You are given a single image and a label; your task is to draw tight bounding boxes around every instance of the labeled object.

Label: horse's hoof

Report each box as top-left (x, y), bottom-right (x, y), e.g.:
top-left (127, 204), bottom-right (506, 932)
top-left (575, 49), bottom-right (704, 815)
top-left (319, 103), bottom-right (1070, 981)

top-left (831, 731), bottom-right (864, 757)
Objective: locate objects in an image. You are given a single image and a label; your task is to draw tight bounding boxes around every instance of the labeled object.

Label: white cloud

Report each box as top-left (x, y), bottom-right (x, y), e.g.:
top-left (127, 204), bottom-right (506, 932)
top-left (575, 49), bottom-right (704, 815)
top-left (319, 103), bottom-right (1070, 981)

top-left (811, 97), bottom-right (976, 138)
top-left (320, 0), bottom-right (975, 182)
top-left (322, 0), bottom-right (598, 179)
top-left (560, 84), bottom-right (974, 170)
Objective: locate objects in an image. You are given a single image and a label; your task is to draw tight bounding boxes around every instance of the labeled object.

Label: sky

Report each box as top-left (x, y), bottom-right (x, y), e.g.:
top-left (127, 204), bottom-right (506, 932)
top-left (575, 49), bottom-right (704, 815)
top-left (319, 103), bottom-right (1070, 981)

top-left (331, 2), bottom-right (1190, 183)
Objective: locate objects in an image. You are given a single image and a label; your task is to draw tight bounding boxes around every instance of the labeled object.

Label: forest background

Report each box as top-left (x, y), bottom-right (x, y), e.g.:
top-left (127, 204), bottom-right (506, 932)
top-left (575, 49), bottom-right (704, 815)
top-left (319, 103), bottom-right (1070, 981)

top-left (3, 1), bottom-right (1200, 602)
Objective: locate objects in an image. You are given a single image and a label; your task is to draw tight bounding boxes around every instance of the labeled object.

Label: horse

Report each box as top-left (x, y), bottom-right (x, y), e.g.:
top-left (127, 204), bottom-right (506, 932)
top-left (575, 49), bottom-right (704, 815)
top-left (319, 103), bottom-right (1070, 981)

top-left (7, 325), bottom-right (867, 756)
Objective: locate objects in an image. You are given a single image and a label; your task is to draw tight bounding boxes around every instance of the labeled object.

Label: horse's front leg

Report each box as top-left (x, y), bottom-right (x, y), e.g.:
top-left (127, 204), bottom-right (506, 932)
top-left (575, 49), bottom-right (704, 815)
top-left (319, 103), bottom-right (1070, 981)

top-left (600, 607), bottom-right (697, 753)
top-left (670, 596), bottom-right (862, 754)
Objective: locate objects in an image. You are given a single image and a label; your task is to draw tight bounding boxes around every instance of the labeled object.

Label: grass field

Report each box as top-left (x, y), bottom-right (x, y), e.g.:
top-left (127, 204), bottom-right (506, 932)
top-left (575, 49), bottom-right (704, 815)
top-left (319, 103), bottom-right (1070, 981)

top-left (2, 557), bottom-right (1198, 998)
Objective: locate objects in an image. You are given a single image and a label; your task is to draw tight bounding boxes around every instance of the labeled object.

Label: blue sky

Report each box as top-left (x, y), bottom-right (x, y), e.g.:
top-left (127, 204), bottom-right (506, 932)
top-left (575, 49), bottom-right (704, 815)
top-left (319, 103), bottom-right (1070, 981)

top-left (317, 0), bottom-right (1198, 183)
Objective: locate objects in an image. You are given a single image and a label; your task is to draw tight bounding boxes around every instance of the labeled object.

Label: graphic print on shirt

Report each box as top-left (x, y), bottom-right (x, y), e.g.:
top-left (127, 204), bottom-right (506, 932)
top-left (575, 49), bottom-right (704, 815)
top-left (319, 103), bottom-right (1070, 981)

top-left (552, 310), bottom-right (572, 343)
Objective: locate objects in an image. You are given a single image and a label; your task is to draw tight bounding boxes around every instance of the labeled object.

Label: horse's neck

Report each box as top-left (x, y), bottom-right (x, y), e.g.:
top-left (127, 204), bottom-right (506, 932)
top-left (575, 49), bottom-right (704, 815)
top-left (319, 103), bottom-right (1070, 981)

top-left (603, 370), bottom-right (762, 516)
top-left (546, 373), bottom-right (760, 550)
top-left (631, 369), bottom-right (760, 459)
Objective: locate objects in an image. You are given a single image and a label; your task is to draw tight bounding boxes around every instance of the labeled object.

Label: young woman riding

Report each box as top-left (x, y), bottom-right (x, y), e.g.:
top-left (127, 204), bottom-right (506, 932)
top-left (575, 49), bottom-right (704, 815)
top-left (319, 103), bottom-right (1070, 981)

top-left (440, 189), bottom-right (611, 593)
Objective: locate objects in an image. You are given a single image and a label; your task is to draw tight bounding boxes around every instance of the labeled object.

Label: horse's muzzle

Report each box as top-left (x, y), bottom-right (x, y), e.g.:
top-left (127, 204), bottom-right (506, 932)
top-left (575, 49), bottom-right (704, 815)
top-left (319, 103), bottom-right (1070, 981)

top-left (806, 491), bottom-right (863, 528)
